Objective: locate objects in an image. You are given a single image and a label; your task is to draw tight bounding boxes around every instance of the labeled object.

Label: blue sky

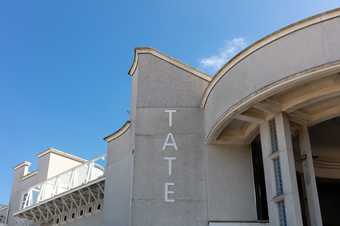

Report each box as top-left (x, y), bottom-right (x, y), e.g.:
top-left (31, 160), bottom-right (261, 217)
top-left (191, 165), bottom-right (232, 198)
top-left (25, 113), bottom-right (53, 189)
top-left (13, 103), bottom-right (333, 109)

top-left (1, 0), bottom-right (340, 204)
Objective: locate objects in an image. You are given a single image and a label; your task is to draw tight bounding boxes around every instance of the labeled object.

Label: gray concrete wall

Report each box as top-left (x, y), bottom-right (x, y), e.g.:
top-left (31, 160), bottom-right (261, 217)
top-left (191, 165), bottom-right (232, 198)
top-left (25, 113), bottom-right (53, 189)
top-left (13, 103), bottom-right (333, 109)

top-left (131, 53), bottom-right (209, 226)
top-left (207, 144), bottom-right (257, 221)
top-left (103, 126), bottom-right (132, 226)
top-left (133, 108), bottom-right (207, 226)
top-left (131, 53), bottom-right (258, 226)
top-left (135, 54), bottom-right (208, 108)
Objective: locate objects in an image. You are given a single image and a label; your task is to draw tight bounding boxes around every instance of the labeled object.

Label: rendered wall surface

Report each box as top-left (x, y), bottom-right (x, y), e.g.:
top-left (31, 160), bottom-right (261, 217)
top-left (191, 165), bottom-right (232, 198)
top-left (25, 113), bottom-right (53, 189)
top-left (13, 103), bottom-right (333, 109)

top-left (131, 53), bottom-right (209, 226)
top-left (130, 53), bottom-right (259, 226)
top-left (103, 127), bottom-right (132, 226)
top-left (43, 153), bottom-right (83, 179)
top-left (207, 144), bottom-right (257, 221)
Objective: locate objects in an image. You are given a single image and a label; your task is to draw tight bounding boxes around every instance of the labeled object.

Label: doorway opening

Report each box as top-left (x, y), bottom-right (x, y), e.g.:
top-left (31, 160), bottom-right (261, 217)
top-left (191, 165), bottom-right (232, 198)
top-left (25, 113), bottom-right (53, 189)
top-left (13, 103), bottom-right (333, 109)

top-left (309, 117), bottom-right (340, 226)
top-left (251, 136), bottom-right (269, 221)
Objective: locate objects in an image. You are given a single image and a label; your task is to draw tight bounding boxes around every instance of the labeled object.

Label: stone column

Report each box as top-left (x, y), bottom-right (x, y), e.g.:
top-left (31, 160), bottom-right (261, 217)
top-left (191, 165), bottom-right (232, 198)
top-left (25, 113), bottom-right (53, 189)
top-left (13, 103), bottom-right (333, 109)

top-left (275, 113), bottom-right (304, 226)
top-left (260, 122), bottom-right (280, 226)
top-left (260, 113), bottom-right (303, 226)
top-left (299, 126), bottom-right (323, 226)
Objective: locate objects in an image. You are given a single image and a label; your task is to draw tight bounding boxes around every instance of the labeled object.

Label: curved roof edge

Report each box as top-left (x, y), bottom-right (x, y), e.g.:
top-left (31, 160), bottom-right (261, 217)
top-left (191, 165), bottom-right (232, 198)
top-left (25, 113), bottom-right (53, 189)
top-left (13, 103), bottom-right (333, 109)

top-left (205, 60), bottom-right (340, 143)
top-left (104, 121), bottom-right (131, 143)
top-left (201, 7), bottom-right (340, 108)
top-left (128, 47), bottom-right (211, 82)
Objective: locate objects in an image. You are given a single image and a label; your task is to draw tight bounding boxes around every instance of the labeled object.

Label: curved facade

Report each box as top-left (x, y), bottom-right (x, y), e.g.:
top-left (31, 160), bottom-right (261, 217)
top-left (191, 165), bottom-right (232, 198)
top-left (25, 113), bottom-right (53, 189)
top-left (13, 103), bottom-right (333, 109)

top-left (4, 8), bottom-right (340, 226)
top-left (203, 9), bottom-right (340, 143)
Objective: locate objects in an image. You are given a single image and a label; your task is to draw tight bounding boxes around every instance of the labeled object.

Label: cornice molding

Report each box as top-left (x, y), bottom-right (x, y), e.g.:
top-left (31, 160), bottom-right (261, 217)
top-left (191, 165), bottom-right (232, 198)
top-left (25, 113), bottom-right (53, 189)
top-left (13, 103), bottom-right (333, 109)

top-left (128, 47), bottom-right (211, 82)
top-left (14, 161), bottom-right (31, 170)
top-left (104, 121), bottom-right (131, 143)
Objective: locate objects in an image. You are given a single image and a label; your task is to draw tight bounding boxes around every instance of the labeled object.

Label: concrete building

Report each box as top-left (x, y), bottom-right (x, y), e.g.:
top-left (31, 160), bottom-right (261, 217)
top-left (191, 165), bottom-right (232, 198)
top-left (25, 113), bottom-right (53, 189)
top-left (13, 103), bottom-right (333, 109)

top-left (3, 7), bottom-right (340, 226)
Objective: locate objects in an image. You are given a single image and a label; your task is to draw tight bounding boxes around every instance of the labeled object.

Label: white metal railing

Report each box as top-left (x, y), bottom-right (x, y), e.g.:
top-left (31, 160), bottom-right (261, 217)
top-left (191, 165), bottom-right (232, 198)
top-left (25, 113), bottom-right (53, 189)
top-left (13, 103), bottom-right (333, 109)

top-left (20, 155), bottom-right (106, 210)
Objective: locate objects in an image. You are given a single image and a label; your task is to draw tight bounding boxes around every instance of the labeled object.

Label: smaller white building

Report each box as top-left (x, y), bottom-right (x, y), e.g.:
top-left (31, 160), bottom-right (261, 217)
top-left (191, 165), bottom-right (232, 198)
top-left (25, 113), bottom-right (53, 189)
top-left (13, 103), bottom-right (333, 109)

top-left (6, 148), bottom-right (106, 226)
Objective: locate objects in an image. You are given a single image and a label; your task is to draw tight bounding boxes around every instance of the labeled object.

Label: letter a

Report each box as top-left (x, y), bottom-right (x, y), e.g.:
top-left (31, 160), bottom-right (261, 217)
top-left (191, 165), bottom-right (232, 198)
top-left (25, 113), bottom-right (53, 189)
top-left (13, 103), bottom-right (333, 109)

top-left (162, 133), bottom-right (178, 151)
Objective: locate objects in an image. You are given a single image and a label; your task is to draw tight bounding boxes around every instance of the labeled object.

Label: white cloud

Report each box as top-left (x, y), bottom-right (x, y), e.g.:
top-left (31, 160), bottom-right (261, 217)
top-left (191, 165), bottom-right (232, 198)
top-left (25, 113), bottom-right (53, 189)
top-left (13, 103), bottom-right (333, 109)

top-left (199, 37), bottom-right (247, 74)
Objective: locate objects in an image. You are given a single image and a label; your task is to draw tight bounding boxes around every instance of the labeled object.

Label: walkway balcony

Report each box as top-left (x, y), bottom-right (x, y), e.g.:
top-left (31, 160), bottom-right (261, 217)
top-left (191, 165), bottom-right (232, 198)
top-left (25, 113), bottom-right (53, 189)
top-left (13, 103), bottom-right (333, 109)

top-left (14, 155), bottom-right (106, 225)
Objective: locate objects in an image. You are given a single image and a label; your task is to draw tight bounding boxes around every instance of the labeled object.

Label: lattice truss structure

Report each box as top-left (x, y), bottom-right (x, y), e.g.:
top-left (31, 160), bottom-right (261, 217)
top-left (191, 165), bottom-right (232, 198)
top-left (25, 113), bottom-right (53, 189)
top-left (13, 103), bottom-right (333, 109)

top-left (15, 179), bottom-right (105, 225)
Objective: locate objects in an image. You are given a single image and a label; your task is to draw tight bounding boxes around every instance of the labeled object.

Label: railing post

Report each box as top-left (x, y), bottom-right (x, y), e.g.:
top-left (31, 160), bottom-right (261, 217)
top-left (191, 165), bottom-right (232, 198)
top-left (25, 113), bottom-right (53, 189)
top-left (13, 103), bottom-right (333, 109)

top-left (37, 185), bottom-right (44, 203)
top-left (70, 170), bottom-right (74, 188)
top-left (54, 176), bottom-right (58, 197)
top-left (86, 161), bottom-right (93, 183)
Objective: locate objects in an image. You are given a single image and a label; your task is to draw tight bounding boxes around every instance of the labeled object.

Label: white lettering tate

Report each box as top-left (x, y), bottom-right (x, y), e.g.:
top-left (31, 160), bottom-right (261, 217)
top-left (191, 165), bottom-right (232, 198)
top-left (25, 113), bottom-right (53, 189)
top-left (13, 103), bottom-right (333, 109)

top-left (165, 182), bottom-right (175, 202)
top-left (162, 133), bottom-right (178, 151)
top-left (163, 109), bottom-right (177, 203)
top-left (163, 157), bottom-right (176, 176)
